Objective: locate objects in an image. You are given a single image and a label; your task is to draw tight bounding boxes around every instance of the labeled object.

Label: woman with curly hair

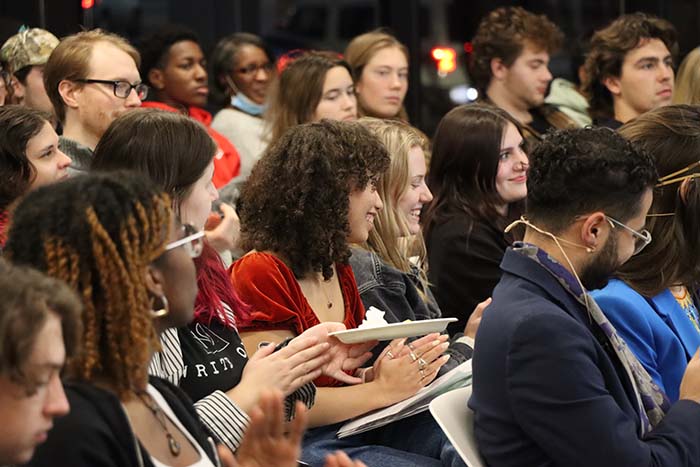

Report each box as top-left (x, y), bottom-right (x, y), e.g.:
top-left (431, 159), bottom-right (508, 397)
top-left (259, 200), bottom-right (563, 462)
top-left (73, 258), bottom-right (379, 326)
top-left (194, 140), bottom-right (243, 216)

top-left (350, 117), bottom-right (488, 369)
top-left (423, 104), bottom-right (528, 335)
top-left (266, 51), bottom-right (357, 146)
top-left (231, 120), bottom-right (462, 467)
top-left (6, 172), bottom-right (355, 467)
top-left (90, 109), bottom-right (373, 455)
top-left (0, 105), bottom-right (71, 247)
top-left (5, 171), bottom-right (222, 466)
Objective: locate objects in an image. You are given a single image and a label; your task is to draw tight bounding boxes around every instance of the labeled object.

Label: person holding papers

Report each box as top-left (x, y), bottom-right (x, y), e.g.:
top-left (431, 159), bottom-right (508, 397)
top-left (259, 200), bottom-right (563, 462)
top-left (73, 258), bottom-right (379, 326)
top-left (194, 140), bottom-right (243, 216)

top-left (230, 120), bottom-right (465, 467)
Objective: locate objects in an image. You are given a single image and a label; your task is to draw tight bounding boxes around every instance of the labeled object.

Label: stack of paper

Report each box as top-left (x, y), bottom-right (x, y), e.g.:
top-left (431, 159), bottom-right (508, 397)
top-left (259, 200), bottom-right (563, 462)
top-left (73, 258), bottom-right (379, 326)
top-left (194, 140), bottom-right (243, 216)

top-left (337, 360), bottom-right (472, 438)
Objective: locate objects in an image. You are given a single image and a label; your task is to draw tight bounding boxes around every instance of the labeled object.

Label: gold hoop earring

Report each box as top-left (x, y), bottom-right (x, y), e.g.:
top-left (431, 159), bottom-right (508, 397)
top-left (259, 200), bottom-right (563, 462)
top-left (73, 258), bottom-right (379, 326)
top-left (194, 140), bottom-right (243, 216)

top-left (150, 295), bottom-right (169, 318)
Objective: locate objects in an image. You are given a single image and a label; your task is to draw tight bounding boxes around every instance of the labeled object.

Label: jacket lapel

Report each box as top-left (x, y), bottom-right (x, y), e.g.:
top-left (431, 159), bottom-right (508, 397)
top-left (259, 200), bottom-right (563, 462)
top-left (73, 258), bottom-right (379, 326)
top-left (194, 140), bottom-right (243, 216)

top-left (649, 290), bottom-right (700, 359)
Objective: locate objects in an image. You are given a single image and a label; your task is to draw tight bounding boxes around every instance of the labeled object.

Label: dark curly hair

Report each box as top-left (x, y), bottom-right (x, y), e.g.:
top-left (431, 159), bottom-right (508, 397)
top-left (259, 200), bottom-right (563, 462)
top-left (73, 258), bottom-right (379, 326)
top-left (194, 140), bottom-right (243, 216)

top-left (470, 6), bottom-right (563, 92)
top-left (240, 119), bottom-right (390, 280)
top-left (5, 171), bottom-right (172, 398)
top-left (526, 127), bottom-right (657, 232)
top-left (582, 13), bottom-right (678, 120)
top-left (138, 24), bottom-right (200, 88)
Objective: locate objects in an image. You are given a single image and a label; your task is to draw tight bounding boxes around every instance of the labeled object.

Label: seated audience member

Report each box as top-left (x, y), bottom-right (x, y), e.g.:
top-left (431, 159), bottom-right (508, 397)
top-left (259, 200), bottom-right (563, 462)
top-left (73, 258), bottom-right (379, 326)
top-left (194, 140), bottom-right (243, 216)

top-left (231, 120), bottom-right (461, 467)
top-left (138, 25), bottom-right (240, 188)
top-left (266, 51), bottom-right (357, 146)
top-left (91, 109), bottom-right (373, 453)
top-left (43, 29), bottom-right (145, 171)
top-left (0, 59), bottom-right (13, 105)
top-left (592, 105), bottom-right (700, 402)
top-left (0, 105), bottom-right (70, 247)
top-left (1, 27), bottom-right (58, 115)
top-left (351, 117), bottom-right (486, 366)
top-left (470, 126), bottom-right (700, 466)
top-left (423, 104), bottom-right (527, 335)
top-left (344, 30), bottom-right (409, 120)
top-left (211, 33), bottom-right (275, 184)
top-left (0, 259), bottom-right (81, 465)
top-left (6, 172), bottom-right (333, 467)
top-left (544, 37), bottom-right (592, 127)
top-left (470, 6), bottom-right (576, 146)
top-left (583, 13), bottom-right (677, 129)
top-left (672, 47), bottom-right (700, 105)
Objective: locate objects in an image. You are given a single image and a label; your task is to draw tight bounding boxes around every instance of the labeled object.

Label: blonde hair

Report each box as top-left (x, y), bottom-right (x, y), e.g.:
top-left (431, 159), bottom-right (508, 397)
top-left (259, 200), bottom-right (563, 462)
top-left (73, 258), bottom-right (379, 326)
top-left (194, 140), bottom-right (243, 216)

top-left (345, 30), bottom-right (409, 119)
top-left (44, 29), bottom-right (140, 123)
top-left (356, 117), bottom-right (430, 296)
top-left (672, 48), bottom-right (700, 105)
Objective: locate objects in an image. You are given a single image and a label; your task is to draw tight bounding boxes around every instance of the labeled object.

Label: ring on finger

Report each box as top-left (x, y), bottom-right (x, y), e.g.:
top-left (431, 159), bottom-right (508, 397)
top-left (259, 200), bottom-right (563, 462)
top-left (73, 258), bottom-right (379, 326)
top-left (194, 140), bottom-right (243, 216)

top-left (386, 350), bottom-right (395, 360)
top-left (417, 357), bottom-right (427, 369)
top-left (419, 368), bottom-right (426, 379)
top-left (409, 351), bottom-right (418, 362)
top-left (407, 342), bottom-right (416, 351)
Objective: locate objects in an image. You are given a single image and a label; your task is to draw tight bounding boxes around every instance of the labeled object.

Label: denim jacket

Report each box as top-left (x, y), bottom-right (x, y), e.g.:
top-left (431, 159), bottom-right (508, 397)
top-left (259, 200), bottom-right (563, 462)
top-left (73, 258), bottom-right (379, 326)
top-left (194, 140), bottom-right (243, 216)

top-left (349, 247), bottom-right (472, 373)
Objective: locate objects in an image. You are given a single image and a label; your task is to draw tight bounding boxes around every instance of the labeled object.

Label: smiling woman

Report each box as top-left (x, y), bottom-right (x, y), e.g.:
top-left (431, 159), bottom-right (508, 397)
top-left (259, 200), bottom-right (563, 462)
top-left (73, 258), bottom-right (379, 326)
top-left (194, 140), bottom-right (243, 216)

top-left (0, 105), bottom-right (71, 247)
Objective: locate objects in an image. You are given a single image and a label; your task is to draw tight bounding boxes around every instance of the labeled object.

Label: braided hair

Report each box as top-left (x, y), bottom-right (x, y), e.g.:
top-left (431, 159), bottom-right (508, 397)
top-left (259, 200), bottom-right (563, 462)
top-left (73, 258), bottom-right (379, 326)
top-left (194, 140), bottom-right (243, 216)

top-left (5, 171), bottom-right (172, 397)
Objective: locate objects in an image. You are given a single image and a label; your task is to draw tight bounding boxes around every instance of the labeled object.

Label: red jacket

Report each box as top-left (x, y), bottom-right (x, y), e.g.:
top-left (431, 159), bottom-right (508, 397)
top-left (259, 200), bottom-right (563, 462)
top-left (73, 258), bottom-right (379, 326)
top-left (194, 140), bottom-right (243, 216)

top-left (141, 102), bottom-right (241, 188)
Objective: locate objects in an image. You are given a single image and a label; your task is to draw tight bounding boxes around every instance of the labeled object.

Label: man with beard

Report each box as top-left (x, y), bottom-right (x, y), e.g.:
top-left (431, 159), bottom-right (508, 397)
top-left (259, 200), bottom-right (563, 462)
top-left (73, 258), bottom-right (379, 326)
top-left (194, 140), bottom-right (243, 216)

top-left (43, 30), bottom-right (146, 173)
top-left (469, 127), bottom-right (700, 467)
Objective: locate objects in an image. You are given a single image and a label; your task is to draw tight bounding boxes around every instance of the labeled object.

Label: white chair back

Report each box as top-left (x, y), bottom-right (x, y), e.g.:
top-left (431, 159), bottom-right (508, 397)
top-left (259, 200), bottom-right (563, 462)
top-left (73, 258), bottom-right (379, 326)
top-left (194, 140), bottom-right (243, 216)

top-left (429, 385), bottom-right (486, 467)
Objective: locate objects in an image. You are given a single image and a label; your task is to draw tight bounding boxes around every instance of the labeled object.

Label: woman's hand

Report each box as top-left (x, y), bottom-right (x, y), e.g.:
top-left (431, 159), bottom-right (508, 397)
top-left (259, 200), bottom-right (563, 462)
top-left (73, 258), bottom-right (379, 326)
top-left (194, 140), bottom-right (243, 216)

top-left (234, 390), bottom-right (307, 467)
top-left (205, 203), bottom-right (240, 254)
top-left (464, 297), bottom-right (491, 340)
top-left (298, 322), bottom-right (377, 385)
top-left (371, 334), bottom-right (450, 405)
top-left (228, 336), bottom-right (330, 410)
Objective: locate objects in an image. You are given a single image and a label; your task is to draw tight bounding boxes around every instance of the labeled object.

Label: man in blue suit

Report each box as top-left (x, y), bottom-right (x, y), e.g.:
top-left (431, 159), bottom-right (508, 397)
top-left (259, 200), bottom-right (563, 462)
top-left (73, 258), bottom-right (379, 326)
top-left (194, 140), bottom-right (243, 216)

top-left (470, 127), bottom-right (700, 466)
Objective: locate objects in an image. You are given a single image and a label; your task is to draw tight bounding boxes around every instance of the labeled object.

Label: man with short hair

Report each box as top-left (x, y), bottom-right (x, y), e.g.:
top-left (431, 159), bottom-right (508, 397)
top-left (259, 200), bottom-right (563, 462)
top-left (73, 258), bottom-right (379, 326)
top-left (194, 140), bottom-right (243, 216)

top-left (470, 127), bottom-right (700, 466)
top-left (1, 27), bottom-right (58, 115)
top-left (583, 13), bottom-right (677, 129)
top-left (0, 259), bottom-right (82, 465)
top-left (43, 29), bottom-right (146, 172)
top-left (470, 6), bottom-right (576, 145)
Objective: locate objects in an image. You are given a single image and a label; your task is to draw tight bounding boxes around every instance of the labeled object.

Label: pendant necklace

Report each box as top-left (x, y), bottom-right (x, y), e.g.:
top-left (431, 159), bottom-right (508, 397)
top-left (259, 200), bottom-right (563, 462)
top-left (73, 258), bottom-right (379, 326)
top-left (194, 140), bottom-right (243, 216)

top-left (136, 391), bottom-right (181, 457)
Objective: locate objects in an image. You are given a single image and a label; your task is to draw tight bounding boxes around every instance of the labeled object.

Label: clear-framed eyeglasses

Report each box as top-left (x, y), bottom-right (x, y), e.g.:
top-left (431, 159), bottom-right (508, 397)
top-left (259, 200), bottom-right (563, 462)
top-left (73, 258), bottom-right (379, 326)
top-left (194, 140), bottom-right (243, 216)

top-left (165, 224), bottom-right (205, 258)
top-left (606, 216), bottom-right (651, 255)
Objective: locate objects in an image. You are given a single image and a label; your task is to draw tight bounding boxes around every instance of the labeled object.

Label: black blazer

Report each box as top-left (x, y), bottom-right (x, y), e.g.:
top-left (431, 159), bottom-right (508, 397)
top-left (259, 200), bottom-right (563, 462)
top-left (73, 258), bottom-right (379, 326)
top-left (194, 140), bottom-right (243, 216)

top-left (469, 248), bottom-right (700, 467)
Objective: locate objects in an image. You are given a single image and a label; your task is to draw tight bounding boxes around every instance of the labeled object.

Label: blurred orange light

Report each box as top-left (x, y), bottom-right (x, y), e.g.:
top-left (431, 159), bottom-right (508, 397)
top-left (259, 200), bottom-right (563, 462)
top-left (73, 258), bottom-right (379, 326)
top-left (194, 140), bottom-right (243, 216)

top-left (82, 0), bottom-right (95, 9)
top-left (431, 47), bottom-right (457, 74)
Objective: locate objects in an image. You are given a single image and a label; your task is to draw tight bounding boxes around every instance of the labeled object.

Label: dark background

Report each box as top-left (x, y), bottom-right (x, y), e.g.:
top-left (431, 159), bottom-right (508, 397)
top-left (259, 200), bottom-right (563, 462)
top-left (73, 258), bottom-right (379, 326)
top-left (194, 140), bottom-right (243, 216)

top-left (1, 0), bottom-right (697, 134)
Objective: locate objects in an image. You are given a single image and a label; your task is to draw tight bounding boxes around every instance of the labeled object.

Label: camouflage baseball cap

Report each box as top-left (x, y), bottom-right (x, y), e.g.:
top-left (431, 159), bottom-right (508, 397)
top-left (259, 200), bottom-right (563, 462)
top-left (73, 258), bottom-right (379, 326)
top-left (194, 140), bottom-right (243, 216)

top-left (1, 28), bottom-right (59, 72)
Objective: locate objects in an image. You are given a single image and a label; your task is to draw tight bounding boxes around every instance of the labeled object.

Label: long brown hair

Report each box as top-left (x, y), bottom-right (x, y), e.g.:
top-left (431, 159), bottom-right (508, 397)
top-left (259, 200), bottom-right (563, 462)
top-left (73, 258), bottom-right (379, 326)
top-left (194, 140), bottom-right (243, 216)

top-left (616, 105), bottom-right (700, 296)
top-left (423, 104), bottom-right (525, 240)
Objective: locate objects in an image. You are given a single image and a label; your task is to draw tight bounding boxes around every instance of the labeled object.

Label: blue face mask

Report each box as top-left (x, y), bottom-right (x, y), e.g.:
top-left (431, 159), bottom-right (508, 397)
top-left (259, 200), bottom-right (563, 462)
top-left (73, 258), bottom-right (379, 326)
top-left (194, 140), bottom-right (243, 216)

top-left (231, 92), bottom-right (267, 116)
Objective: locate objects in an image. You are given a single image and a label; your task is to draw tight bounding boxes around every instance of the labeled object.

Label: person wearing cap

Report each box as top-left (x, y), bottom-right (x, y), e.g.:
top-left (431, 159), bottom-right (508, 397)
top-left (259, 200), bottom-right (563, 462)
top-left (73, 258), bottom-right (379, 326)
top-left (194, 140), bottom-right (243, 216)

top-left (1, 28), bottom-right (58, 115)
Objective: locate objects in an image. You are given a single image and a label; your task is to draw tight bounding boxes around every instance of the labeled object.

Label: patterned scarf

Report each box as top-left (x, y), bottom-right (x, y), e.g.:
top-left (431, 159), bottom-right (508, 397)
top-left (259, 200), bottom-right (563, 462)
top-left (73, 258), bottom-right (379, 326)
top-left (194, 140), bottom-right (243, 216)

top-left (514, 242), bottom-right (670, 435)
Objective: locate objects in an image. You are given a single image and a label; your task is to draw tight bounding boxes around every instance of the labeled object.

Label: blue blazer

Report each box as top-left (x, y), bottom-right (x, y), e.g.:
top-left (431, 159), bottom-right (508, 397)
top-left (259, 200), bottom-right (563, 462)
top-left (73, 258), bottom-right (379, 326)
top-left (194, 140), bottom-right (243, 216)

top-left (593, 279), bottom-right (700, 402)
top-left (470, 248), bottom-right (700, 467)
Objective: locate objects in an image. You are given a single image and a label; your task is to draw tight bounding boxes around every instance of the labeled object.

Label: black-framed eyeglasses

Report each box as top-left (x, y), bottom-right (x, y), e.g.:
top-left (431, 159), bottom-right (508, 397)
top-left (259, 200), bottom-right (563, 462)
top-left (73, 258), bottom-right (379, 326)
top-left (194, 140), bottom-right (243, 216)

top-left (606, 216), bottom-right (652, 255)
top-left (75, 78), bottom-right (148, 100)
top-left (165, 224), bottom-right (205, 258)
top-left (234, 62), bottom-right (275, 76)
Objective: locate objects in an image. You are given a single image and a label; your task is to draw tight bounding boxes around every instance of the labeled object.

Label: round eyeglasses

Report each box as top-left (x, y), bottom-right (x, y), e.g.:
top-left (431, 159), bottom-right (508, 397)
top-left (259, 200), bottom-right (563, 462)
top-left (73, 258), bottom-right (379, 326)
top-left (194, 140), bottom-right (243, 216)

top-left (75, 78), bottom-right (149, 100)
top-left (165, 224), bottom-right (205, 258)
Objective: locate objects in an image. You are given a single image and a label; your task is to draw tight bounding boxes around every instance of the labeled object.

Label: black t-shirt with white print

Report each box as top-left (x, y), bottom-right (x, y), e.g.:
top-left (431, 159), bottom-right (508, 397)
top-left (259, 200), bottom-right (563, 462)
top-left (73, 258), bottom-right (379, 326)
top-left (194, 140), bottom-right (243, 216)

top-left (177, 318), bottom-right (247, 402)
